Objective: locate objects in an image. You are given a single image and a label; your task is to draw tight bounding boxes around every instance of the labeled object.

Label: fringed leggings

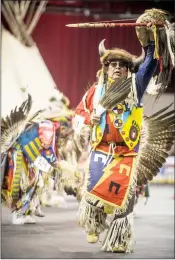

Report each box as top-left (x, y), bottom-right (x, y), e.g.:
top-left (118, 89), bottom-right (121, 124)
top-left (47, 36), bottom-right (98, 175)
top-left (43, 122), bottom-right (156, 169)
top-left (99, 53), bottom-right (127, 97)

top-left (101, 194), bottom-right (135, 252)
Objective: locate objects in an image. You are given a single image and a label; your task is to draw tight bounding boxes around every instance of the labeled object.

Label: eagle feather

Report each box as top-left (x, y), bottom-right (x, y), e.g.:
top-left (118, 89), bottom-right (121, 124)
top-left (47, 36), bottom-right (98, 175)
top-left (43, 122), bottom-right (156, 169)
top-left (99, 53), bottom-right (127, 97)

top-left (1, 94), bottom-right (32, 154)
top-left (135, 104), bottom-right (175, 186)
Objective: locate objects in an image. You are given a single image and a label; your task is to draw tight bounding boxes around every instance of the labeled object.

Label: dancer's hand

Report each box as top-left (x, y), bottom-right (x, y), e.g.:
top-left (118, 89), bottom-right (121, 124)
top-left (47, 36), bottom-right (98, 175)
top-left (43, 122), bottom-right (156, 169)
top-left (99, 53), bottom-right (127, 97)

top-left (136, 16), bottom-right (156, 46)
top-left (146, 21), bottom-right (156, 41)
top-left (136, 9), bottom-right (166, 46)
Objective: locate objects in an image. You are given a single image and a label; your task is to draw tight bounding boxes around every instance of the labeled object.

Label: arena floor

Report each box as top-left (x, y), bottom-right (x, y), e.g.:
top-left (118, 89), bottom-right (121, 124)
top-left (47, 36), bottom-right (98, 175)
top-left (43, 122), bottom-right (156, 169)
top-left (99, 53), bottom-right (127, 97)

top-left (1, 184), bottom-right (174, 259)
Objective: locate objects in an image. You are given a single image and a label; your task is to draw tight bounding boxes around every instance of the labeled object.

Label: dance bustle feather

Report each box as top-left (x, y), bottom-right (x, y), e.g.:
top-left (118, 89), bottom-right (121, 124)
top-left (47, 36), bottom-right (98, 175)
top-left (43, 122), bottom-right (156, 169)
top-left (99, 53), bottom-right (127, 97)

top-left (1, 94), bottom-right (32, 153)
top-left (135, 103), bottom-right (175, 186)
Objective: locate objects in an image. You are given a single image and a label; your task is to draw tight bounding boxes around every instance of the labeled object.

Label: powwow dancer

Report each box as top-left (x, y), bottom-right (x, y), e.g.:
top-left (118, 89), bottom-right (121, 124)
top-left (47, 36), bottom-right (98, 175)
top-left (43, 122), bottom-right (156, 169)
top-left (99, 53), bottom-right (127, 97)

top-left (1, 94), bottom-right (81, 223)
top-left (1, 114), bottom-right (59, 224)
top-left (135, 183), bottom-right (150, 206)
top-left (44, 105), bottom-right (88, 202)
top-left (72, 9), bottom-right (175, 252)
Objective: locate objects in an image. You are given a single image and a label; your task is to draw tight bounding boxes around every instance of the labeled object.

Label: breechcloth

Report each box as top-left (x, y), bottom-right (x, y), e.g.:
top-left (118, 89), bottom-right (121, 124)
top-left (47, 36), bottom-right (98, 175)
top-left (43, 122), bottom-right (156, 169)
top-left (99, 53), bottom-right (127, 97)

top-left (86, 146), bottom-right (137, 213)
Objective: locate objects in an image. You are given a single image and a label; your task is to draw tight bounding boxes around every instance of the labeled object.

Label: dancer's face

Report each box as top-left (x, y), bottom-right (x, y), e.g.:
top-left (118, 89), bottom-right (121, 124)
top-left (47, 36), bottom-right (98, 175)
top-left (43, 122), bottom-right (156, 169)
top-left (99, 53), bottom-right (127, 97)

top-left (107, 60), bottom-right (128, 80)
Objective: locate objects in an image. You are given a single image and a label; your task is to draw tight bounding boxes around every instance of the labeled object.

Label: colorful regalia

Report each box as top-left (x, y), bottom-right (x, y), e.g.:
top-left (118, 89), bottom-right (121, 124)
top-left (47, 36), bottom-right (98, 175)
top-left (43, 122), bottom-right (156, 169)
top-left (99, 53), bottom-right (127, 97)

top-left (73, 9), bottom-right (175, 253)
top-left (1, 93), bottom-right (82, 223)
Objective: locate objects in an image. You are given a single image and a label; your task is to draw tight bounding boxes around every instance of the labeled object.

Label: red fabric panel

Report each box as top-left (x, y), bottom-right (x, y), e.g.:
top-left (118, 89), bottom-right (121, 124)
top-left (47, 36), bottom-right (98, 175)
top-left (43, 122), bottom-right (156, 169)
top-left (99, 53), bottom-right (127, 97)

top-left (33, 14), bottom-right (140, 108)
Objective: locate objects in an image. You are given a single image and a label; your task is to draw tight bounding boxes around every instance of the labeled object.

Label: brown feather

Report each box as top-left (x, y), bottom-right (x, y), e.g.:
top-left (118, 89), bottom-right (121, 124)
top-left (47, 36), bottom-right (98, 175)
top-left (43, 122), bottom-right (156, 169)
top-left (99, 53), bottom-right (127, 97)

top-left (1, 94), bottom-right (32, 153)
top-left (136, 106), bottom-right (175, 185)
top-left (100, 77), bottom-right (132, 109)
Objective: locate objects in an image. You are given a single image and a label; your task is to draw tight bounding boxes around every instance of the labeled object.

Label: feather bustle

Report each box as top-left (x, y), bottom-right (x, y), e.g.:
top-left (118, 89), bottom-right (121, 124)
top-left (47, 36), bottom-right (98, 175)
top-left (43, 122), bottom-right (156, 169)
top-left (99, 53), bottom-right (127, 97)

top-left (136, 105), bottom-right (175, 185)
top-left (1, 94), bottom-right (32, 153)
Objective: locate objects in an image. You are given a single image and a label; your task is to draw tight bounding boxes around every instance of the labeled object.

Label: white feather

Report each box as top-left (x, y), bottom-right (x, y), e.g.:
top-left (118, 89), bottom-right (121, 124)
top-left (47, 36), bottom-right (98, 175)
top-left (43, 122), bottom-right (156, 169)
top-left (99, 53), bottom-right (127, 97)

top-left (146, 77), bottom-right (167, 95)
top-left (165, 20), bottom-right (175, 67)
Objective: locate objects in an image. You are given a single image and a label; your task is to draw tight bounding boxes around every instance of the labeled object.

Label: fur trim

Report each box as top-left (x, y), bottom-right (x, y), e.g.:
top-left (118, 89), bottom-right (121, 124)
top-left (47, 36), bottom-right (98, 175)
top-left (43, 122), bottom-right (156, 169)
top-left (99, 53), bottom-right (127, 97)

top-left (101, 49), bottom-right (136, 65)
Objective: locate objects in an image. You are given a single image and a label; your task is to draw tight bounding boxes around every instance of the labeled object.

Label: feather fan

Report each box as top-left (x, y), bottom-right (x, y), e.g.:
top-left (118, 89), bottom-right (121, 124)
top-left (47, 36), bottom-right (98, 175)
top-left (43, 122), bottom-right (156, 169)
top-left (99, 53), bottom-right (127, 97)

top-left (100, 77), bottom-right (132, 109)
top-left (94, 77), bottom-right (132, 118)
top-left (91, 77), bottom-right (132, 142)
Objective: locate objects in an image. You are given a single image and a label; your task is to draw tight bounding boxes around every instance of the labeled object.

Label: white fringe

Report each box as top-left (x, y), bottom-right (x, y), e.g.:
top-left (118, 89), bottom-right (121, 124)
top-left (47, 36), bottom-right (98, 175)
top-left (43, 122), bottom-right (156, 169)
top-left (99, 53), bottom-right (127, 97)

top-left (78, 196), bottom-right (108, 234)
top-left (101, 212), bottom-right (135, 253)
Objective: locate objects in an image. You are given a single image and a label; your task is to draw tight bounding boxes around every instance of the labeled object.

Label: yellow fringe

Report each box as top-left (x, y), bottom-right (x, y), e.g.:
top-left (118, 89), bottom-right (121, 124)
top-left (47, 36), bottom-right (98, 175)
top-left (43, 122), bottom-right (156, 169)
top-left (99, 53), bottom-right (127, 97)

top-left (152, 25), bottom-right (159, 59)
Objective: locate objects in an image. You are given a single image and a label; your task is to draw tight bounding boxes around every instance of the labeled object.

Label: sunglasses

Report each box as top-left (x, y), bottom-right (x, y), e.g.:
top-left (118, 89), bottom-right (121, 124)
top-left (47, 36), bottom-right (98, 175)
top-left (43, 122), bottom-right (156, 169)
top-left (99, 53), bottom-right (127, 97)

top-left (109, 61), bottom-right (128, 68)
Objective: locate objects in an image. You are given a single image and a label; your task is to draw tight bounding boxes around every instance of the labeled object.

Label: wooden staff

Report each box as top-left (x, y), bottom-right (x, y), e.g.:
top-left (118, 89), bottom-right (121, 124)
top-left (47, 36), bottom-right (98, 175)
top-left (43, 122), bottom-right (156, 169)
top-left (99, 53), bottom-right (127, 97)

top-left (27, 1), bottom-right (48, 35)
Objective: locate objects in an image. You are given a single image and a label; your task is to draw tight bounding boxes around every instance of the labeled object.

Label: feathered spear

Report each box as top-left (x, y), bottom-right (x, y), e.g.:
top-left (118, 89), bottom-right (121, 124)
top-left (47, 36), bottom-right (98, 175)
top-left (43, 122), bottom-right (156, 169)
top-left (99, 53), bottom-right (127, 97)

top-left (66, 21), bottom-right (165, 28)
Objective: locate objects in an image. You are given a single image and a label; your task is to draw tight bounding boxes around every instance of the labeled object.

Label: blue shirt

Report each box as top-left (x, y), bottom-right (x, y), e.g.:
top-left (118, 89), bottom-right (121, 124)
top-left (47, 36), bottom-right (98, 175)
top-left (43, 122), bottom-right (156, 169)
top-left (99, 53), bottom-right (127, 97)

top-left (136, 43), bottom-right (158, 105)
